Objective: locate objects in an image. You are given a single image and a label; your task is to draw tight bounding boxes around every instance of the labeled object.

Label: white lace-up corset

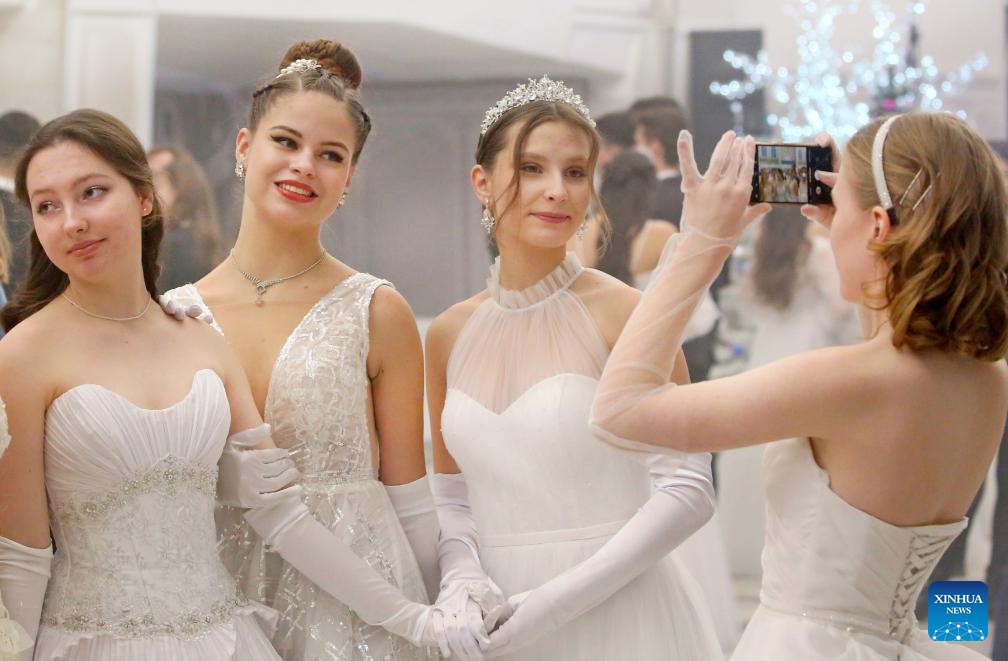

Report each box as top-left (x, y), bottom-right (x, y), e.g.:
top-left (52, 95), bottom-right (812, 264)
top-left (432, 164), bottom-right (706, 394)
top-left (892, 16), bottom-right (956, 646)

top-left (758, 438), bottom-right (967, 642)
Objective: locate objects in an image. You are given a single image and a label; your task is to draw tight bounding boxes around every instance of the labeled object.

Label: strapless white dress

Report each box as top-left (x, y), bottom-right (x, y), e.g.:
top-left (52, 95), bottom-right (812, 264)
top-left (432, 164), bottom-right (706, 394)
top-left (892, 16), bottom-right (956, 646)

top-left (731, 437), bottom-right (986, 660)
top-left (33, 369), bottom-right (279, 660)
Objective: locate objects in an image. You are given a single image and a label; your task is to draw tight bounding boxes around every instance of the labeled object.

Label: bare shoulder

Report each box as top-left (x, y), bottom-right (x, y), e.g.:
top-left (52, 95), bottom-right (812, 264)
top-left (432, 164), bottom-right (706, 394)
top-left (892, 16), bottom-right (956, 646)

top-left (0, 308), bottom-right (66, 405)
top-left (426, 291), bottom-right (490, 361)
top-left (570, 269), bottom-right (641, 349)
top-left (368, 283), bottom-right (417, 331)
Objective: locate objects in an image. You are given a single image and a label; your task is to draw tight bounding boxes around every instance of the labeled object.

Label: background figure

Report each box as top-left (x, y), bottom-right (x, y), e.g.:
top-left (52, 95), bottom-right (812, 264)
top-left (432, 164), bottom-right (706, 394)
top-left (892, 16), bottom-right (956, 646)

top-left (634, 105), bottom-right (721, 383)
top-left (594, 111), bottom-right (635, 178)
top-left (594, 149), bottom-right (655, 285)
top-left (565, 111), bottom-right (634, 267)
top-left (0, 110), bottom-right (40, 297)
top-left (718, 206), bottom-right (859, 585)
top-left (148, 145), bottom-right (224, 290)
top-left (633, 107), bottom-right (688, 227)
top-left (628, 95), bottom-right (685, 116)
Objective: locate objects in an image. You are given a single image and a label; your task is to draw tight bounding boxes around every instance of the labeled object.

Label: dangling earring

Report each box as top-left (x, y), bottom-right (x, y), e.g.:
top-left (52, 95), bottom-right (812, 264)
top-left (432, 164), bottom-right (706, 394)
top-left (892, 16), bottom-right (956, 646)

top-left (337, 192), bottom-right (347, 208)
top-left (234, 159), bottom-right (246, 180)
top-left (481, 198), bottom-right (496, 235)
top-left (576, 218), bottom-right (588, 239)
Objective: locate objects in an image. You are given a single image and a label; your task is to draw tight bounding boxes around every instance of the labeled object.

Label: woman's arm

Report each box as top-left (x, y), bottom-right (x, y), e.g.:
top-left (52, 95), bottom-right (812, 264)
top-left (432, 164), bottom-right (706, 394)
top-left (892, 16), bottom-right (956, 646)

top-left (367, 286), bottom-right (428, 485)
top-left (0, 335), bottom-right (54, 659)
top-left (366, 286), bottom-right (441, 600)
top-left (592, 131), bottom-right (881, 455)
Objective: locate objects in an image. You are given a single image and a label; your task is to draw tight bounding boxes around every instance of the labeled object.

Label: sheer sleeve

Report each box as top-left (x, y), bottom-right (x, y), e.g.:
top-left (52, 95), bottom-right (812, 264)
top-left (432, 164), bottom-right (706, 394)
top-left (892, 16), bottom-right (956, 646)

top-left (590, 228), bottom-right (737, 457)
top-left (590, 129), bottom-right (758, 457)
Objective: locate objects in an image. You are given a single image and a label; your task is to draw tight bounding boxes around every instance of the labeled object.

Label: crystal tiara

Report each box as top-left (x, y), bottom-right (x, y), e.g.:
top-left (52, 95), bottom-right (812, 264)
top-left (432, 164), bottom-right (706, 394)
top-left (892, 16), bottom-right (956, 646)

top-left (480, 75), bottom-right (594, 135)
top-left (277, 58), bottom-right (324, 78)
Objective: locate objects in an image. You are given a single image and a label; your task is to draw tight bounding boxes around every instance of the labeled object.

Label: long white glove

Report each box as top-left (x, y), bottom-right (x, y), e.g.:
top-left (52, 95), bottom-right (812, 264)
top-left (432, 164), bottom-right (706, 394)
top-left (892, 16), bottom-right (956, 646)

top-left (482, 452), bottom-right (715, 657)
top-left (217, 425), bottom-right (300, 508)
top-left (157, 293), bottom-right (215, 325)
top-left (591, 130), bottom-right (764, 455)
top-left (243, 485), bottom-right (468, 652)
top-left (224, 428), bottom-right (481, 657)
top-left (431, 473), bottom-right (511, 661)
top-left (385, 476), bottom-right (440, 602)
top-left (0, 536), bottom-right (51, 661)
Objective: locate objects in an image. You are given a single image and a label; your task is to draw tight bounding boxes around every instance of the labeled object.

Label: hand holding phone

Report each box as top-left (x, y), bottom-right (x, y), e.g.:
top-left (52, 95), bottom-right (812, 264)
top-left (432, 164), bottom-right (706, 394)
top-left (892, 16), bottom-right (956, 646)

top-left (751, 143), bottom-right (832, 205)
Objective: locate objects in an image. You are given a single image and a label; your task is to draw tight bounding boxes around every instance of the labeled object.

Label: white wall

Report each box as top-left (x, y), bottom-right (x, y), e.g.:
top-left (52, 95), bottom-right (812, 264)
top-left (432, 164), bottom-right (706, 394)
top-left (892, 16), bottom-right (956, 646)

top-left (0, 0), bottom-right (64, 121)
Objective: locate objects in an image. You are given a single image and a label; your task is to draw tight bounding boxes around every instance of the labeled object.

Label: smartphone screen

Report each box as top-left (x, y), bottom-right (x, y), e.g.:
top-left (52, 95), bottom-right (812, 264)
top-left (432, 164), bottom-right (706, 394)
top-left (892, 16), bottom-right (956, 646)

top-left (751, 143), bottom-right (832, 205)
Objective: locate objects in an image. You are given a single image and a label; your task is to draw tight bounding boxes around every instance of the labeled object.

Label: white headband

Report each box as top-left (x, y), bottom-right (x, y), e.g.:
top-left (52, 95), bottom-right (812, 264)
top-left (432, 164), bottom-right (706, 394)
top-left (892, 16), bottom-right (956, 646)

top-left (871, 114), bottom-right (901, 211)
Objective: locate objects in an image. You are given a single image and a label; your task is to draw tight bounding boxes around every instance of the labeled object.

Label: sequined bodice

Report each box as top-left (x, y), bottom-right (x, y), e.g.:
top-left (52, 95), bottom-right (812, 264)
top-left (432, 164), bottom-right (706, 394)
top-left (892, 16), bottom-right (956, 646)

top-left (263, 274), bottom-right (389, 486)
top-left (41, 369), bottom-right (247, 638)
top-left (165, 275), bottom-right (390, 488)
top-left (759, 438), bottom-right (967, 642)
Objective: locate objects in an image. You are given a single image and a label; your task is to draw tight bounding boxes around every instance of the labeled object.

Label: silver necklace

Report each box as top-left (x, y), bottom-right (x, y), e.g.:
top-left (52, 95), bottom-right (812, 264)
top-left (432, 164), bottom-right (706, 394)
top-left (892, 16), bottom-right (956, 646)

top-left (230, 249), bottom-right (327, 306)
top-left (62, 293), bottom-right (152, 321)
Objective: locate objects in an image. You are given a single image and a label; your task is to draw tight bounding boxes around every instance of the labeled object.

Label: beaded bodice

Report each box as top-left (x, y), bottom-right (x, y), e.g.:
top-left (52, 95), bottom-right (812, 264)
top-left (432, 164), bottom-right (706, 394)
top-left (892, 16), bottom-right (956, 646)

top-left (41, 369), bottom-right (247, 638)
top-left (166, 275), bottom-right (389, 488)
top-left (758, 438), bottom-right (967, 642)
top-left (263, 274), bottom-right (389, 486)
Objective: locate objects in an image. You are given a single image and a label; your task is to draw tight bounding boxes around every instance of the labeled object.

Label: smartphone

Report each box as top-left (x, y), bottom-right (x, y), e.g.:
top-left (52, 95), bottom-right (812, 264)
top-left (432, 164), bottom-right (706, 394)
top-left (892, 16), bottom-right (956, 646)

top-left (751, 143), bottom-right (832, 205)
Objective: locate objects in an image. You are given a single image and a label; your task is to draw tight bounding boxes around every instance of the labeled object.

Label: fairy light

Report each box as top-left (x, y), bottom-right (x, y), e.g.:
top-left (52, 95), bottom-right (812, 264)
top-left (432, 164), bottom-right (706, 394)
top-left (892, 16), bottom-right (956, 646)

top-left (709, 0), bottom-right (987, 142)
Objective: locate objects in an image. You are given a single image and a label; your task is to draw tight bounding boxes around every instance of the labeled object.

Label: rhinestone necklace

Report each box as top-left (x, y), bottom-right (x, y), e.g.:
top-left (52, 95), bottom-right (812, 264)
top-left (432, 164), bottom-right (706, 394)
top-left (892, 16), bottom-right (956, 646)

top-left (62, 293), bottom-right (152, 321)
top-left (229, 249), bottom-right (327, 306)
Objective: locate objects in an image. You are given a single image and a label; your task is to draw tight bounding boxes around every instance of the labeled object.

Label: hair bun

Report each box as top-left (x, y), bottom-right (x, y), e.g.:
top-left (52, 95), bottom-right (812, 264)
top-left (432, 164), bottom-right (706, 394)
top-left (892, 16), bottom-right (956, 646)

top-left (280, 39), bottom-right (362, 89)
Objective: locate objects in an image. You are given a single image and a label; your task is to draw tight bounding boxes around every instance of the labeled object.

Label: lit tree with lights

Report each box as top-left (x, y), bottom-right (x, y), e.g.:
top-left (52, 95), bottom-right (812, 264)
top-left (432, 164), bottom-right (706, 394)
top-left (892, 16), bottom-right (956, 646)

top-left (710, 0), bottom-right (988, 142)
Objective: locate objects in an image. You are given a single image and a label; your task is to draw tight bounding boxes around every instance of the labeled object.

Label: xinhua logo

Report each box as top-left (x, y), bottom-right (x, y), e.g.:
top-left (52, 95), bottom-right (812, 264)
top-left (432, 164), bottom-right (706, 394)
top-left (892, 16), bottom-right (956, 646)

top-left (928, 581), bottom-right (987, 642)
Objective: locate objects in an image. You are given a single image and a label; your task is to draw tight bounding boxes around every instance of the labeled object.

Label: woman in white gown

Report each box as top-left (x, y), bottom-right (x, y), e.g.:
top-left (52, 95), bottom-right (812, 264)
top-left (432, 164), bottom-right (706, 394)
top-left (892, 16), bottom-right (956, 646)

top-left (161, 39), bottom-right (470, 660)
top-left (0, 109), bottom-right (281, 660)
top-left (425, 76), bottom-right (723, 660)
top-left (592, 115), bottom-right (1008, 660)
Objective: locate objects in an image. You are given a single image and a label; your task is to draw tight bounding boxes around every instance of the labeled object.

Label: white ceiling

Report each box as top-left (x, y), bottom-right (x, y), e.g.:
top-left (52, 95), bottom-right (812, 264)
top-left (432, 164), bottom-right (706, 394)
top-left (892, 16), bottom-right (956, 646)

top-left (155, 15), bottom-right (610, 92)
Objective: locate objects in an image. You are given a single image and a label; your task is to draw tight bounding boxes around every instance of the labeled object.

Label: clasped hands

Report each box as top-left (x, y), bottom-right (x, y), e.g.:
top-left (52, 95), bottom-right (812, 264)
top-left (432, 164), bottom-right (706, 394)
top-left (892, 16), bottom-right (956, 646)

top-left (433, 579), bottom-right (558, 659)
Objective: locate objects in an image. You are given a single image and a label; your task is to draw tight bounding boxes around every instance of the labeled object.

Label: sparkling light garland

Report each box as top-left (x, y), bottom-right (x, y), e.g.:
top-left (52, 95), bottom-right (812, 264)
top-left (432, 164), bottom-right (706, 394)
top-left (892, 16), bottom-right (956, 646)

top-left (709, 0), bottom-right (988, 142)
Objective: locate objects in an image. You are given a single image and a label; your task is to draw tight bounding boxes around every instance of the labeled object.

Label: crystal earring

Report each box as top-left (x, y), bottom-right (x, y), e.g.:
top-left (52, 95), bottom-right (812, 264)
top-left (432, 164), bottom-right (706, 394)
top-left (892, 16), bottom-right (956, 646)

top-left (480, 199), bottom-right (496, 235)
top-left (337, 192), bottom-right (347, 208)
top-left (234, 159), bottom-right (246, 180)
top-left (576, 218), bottom-right (588, 239)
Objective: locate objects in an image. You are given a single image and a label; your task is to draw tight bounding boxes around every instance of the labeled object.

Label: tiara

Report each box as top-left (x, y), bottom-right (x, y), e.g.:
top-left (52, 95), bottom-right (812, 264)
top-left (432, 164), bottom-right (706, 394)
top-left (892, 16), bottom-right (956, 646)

top-left (480, 75), bottom-right (594, 135)
top-left (277, 58), bottom-right (324, 78)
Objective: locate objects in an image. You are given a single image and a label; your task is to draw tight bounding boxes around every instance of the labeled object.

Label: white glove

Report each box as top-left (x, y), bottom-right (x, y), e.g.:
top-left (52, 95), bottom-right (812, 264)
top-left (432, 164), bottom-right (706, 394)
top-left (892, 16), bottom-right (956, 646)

top-left (385, 476), bottom-right (441, 602)
top-left (216, 424), bottom-right (300, 508)
top-left (433, 473), bottom-right (510, 632)
top-left (0, 536), bottom-right (52, 661)
top-left (591, 130), bottom-right (765, 455)
top-left (482, 452), bottom-right (715, 657)
top-left (157, 293), bottom-right (214, 324)
top-left (243, 483), bottom-right (481, 657)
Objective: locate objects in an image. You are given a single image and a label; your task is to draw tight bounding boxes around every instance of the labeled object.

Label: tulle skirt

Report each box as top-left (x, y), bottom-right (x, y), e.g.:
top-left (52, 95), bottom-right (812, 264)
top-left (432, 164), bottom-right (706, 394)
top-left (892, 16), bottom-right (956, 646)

top-left (732, 606), bottom-right (990, 661)
top-left (481, 522), bottom-right (725, 661)
top-left (33, 602), bottom-right (279, 660)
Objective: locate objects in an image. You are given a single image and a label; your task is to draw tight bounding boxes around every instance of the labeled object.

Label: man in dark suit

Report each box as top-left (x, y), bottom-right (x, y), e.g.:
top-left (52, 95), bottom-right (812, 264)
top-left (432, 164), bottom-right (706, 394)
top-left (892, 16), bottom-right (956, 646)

top-left (633, 108), bottom-right (687, 228)
top-left (633, 107), bottom-right (725, 383)
top-left (0, 110), bottom-right (41, 297)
